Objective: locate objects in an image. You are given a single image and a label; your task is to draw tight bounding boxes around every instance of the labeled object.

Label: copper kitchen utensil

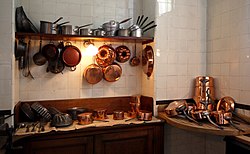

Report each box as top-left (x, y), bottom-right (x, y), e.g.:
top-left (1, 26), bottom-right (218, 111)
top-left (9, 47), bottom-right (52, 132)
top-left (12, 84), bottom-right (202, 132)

top-left (113, 110), bottom-right (124, 120)
top-left (193, 76), bottom-right (215, 111)
top-left (115, 45), bottom-right (131, 63)
top-left (77, 112), bottom-right (93, 125)
top-left (130, 43), bottom-right (140, 66)
top-left (217, 96), bottom-right (250, 125)
top-left (93, 108), bottom-right (107, 120)
top-left (164, 100), bottom-right (187, 117)
top-left (142, 45), bottom-right (154, 77)
top-left (103, 62), bottom-right (122, 82)
top-left (212, 110), bottom-right (230, 125)
top-left (84, 63), bottom-right (103, 84)
top-left (137, 110), bottom-right (152, 121)
top-left (96, 45), bottom-right (116, 67)
top-left (175, 103), bottom-right (202, 126)
top-left (202, 110), bottom-right (223, 129)
top-left (61, 42), bottom-right (82, 71)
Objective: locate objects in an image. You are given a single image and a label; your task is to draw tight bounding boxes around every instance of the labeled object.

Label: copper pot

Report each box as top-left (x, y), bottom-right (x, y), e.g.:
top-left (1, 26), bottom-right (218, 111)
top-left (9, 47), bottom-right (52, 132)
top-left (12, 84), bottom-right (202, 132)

top-left (77, 112), bottom-right (93, 125)
top-left (211, 110), bottom-right (231, 125)
top-left (195, 76), bottom-right (214, 87)
top-left (113, 110), bottom-right (124, 120)
top-left (93, 108), bottom-right (107, 120)
top-left (137, 110), bottom-right (152, 121)
top-left (164, 100), bottom-right (187, 117)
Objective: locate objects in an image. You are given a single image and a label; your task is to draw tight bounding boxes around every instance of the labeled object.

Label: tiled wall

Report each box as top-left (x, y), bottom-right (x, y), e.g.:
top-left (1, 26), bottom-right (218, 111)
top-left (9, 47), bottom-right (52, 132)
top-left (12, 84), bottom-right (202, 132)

top-left (0, 0), bottom-right (14, 111)
top-left (17, 0), bottom-right (145, 101)
top-left (207, 0), bottom-right (250, 107)
top-left (154, 0), bottom-right (207, 100)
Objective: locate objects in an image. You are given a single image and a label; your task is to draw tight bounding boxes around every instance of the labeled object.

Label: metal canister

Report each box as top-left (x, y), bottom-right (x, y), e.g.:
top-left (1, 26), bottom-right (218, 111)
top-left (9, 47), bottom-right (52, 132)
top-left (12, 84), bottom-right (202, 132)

top-left (193, 76), bottom-right (215, 111)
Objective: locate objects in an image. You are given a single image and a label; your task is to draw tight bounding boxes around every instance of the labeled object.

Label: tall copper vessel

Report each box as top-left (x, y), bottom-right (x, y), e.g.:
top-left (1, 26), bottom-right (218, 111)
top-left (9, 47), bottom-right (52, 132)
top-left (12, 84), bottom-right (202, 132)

top-left (193, 76), bottom-right (215, 111)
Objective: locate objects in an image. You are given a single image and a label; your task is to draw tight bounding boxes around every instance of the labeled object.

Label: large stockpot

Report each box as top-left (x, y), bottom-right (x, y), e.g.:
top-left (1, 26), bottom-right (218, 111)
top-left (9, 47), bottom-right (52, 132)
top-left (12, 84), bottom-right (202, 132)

top-left (193, 76), bottom-right (215, 111)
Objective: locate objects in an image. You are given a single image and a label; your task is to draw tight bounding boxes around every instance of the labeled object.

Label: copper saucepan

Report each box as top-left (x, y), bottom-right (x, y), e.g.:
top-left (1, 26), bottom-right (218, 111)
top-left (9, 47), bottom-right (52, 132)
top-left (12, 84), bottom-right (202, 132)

top-left (137, 110), bottom-right (152, 121)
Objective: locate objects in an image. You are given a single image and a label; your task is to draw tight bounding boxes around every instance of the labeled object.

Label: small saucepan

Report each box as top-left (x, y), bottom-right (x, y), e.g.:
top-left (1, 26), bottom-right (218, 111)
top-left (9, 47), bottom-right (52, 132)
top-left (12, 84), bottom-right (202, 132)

top-left (77, 112), bottom-right (93, 125)
top-left (93, 108), bottom-right (108, 120)
top-left (40, 17), bottom-right (63, 34)
top-left (113, 110), bottom-right (124, 120)
top-left (60, 42), bottom-right (82, 71)
top-left (137, 110), bottom-right (152, 121)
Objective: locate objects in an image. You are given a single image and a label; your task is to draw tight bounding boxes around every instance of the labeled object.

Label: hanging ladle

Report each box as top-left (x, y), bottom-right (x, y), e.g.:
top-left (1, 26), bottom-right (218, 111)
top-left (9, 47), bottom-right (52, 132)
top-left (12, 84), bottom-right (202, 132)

top-left (130, 43), bottom-right (140, 66)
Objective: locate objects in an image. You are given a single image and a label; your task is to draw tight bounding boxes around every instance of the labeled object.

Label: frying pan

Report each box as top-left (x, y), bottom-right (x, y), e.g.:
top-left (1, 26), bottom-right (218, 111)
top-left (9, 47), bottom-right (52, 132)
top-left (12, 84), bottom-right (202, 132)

top-left (103, 62), bottom-right (122, 82)
top-left (96, 45), bottom-right (116, 67)
top-left (61, 42), bottom-right (82, 71)
top-left (142, 45), bottom-right (154, 77)
top-left (115, 45), bottom-right (131, 63)
top-left (84, 63), bottom-right (103, 84)
top-left (42, 42), bottom-right (59, 60)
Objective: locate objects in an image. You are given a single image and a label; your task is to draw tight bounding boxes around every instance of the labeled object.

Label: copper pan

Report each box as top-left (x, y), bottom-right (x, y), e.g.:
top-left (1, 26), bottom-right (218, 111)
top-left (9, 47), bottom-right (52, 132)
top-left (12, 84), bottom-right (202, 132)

top-left (96, 45), bottom-right (116, 67)
top-left (103, 62), bottom-right (122, 82)
top-left (84, 64), bottom-right (103, 84)
top-left (142, 45), bottom-right (154, 77)
top-left (164, 100), bottom-right (187, 117)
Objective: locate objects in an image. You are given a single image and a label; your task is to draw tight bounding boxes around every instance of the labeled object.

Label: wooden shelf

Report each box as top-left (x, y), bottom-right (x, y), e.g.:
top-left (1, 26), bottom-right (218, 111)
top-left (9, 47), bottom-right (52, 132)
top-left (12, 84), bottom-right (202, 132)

top-left (158, 112), bottom-right (250, 136)
top-left (15, 32), bottom-right (154, 45)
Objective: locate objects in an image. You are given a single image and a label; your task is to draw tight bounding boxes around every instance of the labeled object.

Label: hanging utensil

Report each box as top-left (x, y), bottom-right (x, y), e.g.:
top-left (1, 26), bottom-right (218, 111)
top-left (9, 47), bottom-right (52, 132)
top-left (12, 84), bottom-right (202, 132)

top-left (22, 40), bottom-right (34, 79)
top-left (142, 45), bottom-right (154, 77)
top-left (115, 45), bottom-right (131, 63)
top-left (103, 62), bottom-right (122, 82)
top-left (96, 45), bottom-right (116, 67)
top-left (33, 40), bottom-right (47, 66)
top-left (130, 43), bottom-right (140, 66)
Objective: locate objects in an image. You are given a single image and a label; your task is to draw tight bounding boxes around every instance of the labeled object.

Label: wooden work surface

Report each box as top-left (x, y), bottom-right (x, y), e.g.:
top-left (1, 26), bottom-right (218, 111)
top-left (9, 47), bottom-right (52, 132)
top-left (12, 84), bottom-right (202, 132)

top-left (158, 112), bottom-right (250, 136)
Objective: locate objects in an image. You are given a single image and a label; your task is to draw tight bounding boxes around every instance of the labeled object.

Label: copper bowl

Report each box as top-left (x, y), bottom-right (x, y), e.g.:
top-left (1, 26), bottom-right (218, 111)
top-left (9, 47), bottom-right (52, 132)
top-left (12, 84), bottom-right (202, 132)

top-left (77, 112), bottom-right (93, 125)
top-left (113, 110), bottom-right (124, 120)
top-left (137, 110), bottom-right (152, 121)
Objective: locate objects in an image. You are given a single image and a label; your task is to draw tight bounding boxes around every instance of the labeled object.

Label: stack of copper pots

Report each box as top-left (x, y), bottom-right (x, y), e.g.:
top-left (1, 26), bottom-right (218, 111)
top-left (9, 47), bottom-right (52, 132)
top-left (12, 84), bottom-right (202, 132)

top-left (193, 76), bottom-right (215, 111)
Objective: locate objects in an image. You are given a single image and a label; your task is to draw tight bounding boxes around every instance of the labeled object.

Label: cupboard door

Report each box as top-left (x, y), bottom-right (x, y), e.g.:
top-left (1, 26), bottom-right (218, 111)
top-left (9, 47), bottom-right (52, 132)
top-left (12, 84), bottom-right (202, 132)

top-left (25, 136), bottom-right (93, 154)
top-left (95, 129), bottom-right (153, 154)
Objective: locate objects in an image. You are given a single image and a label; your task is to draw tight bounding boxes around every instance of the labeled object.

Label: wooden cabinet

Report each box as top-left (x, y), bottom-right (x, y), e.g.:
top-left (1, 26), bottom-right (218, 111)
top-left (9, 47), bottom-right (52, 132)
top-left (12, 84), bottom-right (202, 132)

top-left (26, 136), bottom-right (93, 154)
top-left (14, 123), bottom-right (164, 154)
top-left (95, 127), bottom-right (153, 154)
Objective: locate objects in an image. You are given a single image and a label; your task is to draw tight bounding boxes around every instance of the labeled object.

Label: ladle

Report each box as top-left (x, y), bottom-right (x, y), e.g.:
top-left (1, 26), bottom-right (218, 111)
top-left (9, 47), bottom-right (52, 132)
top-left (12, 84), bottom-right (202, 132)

top-left (129, 43), bottom-right (140, 66)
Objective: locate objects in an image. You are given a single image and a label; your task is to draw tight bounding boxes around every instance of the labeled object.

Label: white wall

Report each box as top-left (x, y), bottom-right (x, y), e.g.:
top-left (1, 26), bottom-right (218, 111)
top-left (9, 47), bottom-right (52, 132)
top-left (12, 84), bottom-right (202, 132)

top-left (17, 0), bottom-right (146, 101)
top-left (154, 0), bottom-right (207, 101)
top-left (207, 0), bottom-right (250, 110)
top-left (0, 0), bottom-right (15, 124)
